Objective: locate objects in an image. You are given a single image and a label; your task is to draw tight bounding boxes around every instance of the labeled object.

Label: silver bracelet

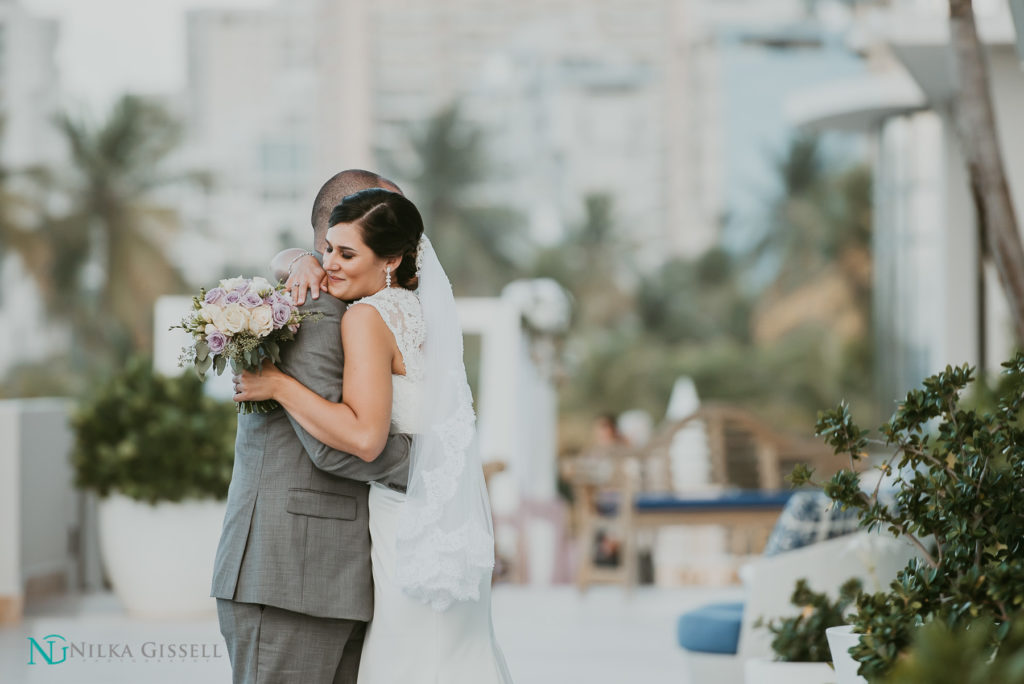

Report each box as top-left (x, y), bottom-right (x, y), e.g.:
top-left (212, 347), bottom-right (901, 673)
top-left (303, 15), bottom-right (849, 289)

top-left (286, 250), bottom-right (315, 275)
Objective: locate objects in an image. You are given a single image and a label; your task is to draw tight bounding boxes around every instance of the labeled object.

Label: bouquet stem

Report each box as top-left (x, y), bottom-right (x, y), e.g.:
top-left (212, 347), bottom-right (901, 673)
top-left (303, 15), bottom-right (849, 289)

top-left (237, 399), bottom-right (280, 415)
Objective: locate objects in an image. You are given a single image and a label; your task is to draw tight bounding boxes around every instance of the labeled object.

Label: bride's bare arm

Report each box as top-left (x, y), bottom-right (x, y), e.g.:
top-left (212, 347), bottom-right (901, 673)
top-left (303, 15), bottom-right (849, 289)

top-left (272, 248), bottom-right (328, 305)
top-left (235, 304), bottom-right (395, 461)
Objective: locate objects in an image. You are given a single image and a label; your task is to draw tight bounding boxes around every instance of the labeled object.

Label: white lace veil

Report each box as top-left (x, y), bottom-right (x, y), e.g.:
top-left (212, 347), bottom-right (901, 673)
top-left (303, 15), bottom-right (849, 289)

top-left (394, 235), bottom-right (496, 611)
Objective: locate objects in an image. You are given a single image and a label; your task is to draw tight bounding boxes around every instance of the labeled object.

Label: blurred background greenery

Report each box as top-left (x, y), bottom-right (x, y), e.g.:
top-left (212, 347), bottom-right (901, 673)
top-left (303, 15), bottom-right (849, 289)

top-left (0, 95), bottom-right (877, 449)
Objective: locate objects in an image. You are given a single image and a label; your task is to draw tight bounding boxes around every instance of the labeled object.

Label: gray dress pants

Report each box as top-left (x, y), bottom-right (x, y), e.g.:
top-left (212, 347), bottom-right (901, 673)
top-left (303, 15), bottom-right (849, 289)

top-left (217, 599), bottom-right (366, 684)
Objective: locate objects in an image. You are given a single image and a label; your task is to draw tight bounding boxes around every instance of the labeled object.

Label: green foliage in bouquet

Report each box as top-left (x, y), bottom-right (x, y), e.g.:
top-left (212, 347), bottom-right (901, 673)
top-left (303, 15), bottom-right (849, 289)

top-left (71, 358), bottom-right (236, 503)
top-left (791, 353), bottom-right (1024, 680)
top-left (757, 577), bottom-right (863, 663)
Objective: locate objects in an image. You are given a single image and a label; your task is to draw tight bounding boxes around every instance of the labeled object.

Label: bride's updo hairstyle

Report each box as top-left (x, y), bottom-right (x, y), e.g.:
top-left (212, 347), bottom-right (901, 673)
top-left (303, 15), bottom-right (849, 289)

top-left (329, 188), bottom-right (425, 290)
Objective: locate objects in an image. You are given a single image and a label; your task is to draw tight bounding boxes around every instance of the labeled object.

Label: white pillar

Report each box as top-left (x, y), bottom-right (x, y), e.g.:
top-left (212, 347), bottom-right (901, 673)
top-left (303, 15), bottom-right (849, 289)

top-left (154, 295), bottom-right (234, 399)
top-left (0, 405), bottom-right (21, 620)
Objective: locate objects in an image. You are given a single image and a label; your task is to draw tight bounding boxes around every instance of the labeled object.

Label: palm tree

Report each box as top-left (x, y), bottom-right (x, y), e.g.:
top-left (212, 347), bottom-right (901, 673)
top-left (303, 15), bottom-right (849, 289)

top-left (383, 103), bottom-right (527, 295)
top-left (750, 135), bottom-right (873, 320)
top-left (0, 118), bottom-right (54, 300)
top-left (0, 96), bottom-right (191, 376)
top-left (51, 94), bottom-right (189, 364)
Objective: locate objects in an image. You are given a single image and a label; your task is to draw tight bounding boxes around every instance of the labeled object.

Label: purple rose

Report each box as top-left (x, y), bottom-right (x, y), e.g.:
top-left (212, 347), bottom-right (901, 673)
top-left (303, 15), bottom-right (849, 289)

top-left (204, 287), bottom-right (227, 306)
top-left (271, 301), bottom-right (292, 328)
top-left (207, 330), bottom-right (228, 355)
top-left (225, 290), bottom-right (242, 304)
top-left (240, 290), bottom-right (264, 309)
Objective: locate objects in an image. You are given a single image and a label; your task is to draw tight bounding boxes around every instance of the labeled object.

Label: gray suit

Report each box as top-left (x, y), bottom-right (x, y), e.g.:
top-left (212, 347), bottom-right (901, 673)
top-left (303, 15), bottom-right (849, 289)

top-left (211, 293), bottom-right (409, 683)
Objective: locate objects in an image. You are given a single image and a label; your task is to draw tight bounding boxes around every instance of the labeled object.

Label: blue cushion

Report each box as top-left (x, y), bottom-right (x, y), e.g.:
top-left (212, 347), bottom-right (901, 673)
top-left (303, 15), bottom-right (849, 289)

top-left (595, 489), bottom-right (795, 516)
top-left (677, 602), bottom-right (744, 654)
top-left (636, 490), bottom-right (794, 511)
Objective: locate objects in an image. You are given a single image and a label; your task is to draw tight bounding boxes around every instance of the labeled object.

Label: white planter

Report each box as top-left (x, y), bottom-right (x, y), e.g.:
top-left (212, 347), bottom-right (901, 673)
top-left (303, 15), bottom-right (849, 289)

top-left (98, 492), bottom-right (226, 618)
top-left (826, 625), bottom-right (868, 684)
top-left (744, 657), bottom-right (835, 684)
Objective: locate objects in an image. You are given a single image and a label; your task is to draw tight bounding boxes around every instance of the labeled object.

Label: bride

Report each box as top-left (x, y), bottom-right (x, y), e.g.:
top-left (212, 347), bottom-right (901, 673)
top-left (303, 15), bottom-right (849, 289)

top-left (233, 188), bottom-right (513, 683)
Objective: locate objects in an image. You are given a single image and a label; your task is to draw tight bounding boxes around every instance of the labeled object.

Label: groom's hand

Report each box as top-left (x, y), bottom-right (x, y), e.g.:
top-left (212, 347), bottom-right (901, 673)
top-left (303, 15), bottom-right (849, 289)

top-left (285, 254), bottom-right (328, 306)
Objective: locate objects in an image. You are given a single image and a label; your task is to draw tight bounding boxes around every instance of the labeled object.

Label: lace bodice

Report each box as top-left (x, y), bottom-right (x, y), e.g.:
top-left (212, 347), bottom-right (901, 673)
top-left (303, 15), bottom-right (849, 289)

top-left (354, 286), bottom-right (425, 434)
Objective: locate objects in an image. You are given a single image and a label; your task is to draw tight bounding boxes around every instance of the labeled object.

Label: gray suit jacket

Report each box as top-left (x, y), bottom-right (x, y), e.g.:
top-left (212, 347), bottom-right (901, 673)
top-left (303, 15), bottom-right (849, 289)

top-left (210, 294), bottom-right (409, 622)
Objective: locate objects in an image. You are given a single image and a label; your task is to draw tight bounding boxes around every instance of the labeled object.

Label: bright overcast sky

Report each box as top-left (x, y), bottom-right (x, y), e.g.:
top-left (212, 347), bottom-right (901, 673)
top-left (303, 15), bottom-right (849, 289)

top-left (24, 0), bottom-right (275, 112)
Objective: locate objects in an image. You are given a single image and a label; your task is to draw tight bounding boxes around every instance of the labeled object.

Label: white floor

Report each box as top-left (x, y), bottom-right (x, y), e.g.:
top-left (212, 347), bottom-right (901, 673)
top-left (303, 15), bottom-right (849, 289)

top-left (1, 585), bottom-right (741, 684)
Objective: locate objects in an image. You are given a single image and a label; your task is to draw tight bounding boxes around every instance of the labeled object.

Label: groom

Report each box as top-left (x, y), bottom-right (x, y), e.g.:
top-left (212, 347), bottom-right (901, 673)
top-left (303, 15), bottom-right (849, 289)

top-left (211, 170), bottom-right (409, 684)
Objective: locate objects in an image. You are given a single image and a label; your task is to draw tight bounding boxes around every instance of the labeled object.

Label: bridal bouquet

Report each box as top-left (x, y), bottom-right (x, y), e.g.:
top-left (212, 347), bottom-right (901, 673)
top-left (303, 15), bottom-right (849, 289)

top-left (172, 275), bottom-right (321, 414)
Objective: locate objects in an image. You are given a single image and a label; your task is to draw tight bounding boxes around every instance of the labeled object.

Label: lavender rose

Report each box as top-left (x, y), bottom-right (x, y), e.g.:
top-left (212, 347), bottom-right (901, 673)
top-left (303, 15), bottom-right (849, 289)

top-left (225, 289), bottom-right (242, 305)
top-left (207, 330), bottom-right (228, 355)
top-left (204, 287), bottom-right (227, 306)
top-left (240, 290), bottom-right (264, 309)
top-left (271, 301), bottom-right (292, 329)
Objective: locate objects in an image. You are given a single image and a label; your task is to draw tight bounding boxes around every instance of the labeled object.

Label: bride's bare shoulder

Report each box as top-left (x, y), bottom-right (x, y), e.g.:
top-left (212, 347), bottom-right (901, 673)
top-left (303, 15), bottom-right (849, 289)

top-left (340, 302), bottom-right (391, 341)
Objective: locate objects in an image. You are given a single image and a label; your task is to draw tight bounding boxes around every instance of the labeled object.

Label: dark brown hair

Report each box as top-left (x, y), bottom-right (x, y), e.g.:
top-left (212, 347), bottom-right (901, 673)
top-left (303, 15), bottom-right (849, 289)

top-left (329, 189), bottom-right (424, 289)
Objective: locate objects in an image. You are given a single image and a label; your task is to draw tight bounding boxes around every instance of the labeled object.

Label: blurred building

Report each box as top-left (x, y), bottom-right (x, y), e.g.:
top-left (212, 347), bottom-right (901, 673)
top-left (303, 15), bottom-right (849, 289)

top-left (180, 2), bottom-right (326, 276)
top-left (366, 0), bottom-right (722, 264)
top-left (0, 0), bottom-right (61, 169)
top-left (788, 0), bottom-right (1020, 403)
top-left (181, 0), bottom-right (723, 272)
top-left (702, 0), bottom-right (867, 252)
top-left (0, 0), bottom-right (65, 377)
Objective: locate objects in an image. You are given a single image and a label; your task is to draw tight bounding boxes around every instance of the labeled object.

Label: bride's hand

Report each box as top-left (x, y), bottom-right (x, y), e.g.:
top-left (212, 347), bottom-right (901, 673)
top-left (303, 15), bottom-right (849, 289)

top-left (233, 360), bottom-right (285, 403)
top-left (285, 254), bottom-right (328, 306)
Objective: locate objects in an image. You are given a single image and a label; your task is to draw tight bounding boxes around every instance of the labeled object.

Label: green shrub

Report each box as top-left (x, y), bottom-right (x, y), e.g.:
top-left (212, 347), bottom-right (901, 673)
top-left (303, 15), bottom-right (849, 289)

top-left (793, 353), bottom-right (1024, 680)
top-left (71, 358), bottom-right (236, 503)
top-left (880, 615), bottom-right (1024, 684)
top-left (758, 577), bottom-right (863, 662)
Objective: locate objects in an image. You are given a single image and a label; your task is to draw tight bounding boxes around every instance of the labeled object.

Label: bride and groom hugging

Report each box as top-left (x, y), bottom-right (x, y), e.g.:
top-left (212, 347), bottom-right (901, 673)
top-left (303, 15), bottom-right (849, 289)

top-left (210, 169), bottom-right (513, 684)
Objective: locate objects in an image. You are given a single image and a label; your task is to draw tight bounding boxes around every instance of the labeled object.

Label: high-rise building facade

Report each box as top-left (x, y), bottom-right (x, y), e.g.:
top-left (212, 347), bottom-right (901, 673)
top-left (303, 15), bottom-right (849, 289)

top-left (0, 0), bottom-right (65, 376)
top-left (182, 0), bottom-right (723, 271)
top-left (0, 0), bottom-right (60, 168)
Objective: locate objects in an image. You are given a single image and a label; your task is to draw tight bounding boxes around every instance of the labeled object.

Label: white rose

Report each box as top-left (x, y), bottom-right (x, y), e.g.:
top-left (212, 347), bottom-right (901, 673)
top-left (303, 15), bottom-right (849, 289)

top-left (204, 323), bottom-right (218, 336)
top-left (247, 306), bottom-right (275, 337)
top-left (202, 304), bottom-right (228, 331)
top-left (250, 276), bottom-right (273, 295)
top-left (219, 276), bottom-right (246, 291)
top-left (220, 303), bottom-right (249, 334)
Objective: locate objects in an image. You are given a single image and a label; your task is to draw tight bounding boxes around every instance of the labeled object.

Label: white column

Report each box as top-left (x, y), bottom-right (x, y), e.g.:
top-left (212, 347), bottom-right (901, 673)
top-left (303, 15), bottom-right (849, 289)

top-left (154, 295), bottom-right (234, 399)
top-left (0, 405), bottom-right (21, 614)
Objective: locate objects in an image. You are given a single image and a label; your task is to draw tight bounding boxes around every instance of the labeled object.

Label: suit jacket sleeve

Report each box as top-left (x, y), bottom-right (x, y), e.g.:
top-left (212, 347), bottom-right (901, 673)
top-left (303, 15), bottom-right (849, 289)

top-left (278, 296), bottom-right (411, 489)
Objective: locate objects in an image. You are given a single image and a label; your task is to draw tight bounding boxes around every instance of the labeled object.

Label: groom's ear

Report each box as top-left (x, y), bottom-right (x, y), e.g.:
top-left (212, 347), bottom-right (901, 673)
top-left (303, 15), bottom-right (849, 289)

top-left (313, 231), bottom-right (328, 254)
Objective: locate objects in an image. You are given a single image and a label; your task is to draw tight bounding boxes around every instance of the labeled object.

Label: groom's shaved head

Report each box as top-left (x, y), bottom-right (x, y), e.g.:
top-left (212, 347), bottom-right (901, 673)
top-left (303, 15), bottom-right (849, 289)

top-left (311, 169), bottom-right (403, 249)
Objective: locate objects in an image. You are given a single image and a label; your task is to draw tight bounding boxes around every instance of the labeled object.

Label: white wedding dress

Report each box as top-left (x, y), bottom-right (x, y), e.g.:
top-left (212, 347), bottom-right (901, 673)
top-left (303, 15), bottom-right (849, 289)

top-left (354, 286), bottom-right (513, 684)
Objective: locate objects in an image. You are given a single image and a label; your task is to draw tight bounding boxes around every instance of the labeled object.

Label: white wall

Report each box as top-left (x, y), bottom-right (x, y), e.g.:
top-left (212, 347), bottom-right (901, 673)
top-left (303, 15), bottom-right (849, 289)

top-left (0, 406), bottom-right (20, 597)
top-left (0, 399), bottom-right (78, 606)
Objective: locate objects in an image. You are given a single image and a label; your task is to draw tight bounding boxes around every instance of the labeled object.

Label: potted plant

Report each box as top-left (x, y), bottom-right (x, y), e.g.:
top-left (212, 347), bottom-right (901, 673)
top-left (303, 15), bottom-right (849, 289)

top-left (876, 613), bottom-right (1024, 683)
top-left (746, 577), bottom-right (861, 684)
top-left (791, 353), bottom-right (1024, 682)
top-left (72, 357), bottom-right (236, 617)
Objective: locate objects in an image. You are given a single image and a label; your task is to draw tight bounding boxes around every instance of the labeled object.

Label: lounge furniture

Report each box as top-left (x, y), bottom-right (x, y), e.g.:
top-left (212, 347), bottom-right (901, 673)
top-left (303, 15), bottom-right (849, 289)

top-left (639, 403), bottom-right (844, 493)
top-left (677, 492), bottom-right (918, 684)
top-left (569, 404), bottom-right (842, 588)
